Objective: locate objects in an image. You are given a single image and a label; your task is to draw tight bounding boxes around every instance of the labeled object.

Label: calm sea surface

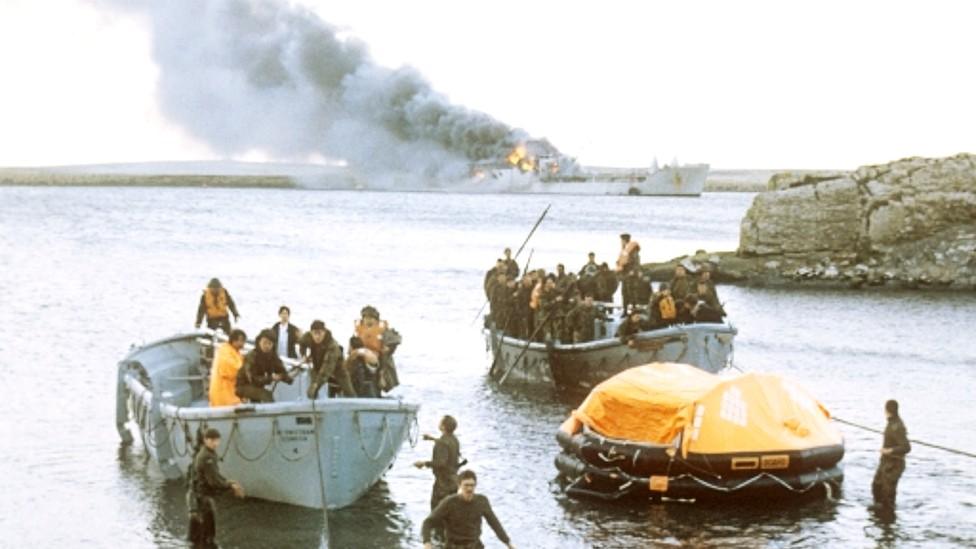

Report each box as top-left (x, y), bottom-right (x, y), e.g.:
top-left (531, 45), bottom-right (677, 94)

top-left (0, 187), bottom-right (973, 548)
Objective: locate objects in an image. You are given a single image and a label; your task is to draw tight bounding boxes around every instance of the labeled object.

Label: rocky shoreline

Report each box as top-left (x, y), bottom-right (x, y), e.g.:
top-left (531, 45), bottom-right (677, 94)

top-left (646, 154), bottom-right (976, 291)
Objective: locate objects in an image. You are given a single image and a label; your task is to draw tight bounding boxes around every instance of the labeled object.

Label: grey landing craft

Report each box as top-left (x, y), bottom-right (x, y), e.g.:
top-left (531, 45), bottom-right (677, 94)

top-left (115, 331), bottom-right (420, 510)
top-left (486, 306), bottom-right (736, 393)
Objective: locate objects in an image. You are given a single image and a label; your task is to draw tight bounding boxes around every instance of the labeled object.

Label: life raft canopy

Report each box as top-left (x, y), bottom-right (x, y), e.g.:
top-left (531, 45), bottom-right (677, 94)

top-left (571, 362), bottom-right (842, 456)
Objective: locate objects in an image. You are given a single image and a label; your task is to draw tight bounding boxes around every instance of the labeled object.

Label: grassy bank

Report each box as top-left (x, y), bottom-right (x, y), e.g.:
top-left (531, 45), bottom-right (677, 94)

top-left (0, 169), bottom-right (296, 188)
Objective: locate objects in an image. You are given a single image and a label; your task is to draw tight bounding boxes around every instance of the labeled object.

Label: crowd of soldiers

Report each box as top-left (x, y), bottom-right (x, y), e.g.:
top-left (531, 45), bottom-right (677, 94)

top-left (485, 234), bottom-right (727, 344)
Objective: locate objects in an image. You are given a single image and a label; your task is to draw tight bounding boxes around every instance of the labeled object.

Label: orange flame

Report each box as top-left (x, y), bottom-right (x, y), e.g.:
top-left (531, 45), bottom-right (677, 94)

top-left (507, 144), bottom-right (536, 172)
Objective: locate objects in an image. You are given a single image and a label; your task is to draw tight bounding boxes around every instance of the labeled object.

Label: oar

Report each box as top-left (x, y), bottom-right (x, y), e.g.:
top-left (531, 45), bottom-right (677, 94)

top-left (471, 204), bottom-right (551, 325)
top-left (498, 313), bottom-right (552, 386)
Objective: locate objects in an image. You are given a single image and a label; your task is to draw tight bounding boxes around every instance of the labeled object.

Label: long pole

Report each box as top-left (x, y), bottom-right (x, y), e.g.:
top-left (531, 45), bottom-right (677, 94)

top-left (513, 204), bottom-right (551, 260)
top-left (471, 204), bottom-right (551, 325)
top-left (498, 314), bottom-right (552, 386)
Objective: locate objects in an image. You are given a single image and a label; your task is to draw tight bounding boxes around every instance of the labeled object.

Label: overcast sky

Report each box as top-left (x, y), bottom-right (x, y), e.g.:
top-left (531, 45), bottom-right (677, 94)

top-left (1, 0), bottom-right (973, 169)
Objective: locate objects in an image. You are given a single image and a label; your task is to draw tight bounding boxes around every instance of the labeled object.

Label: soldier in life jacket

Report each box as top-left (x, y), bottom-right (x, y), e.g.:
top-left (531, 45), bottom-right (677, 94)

top-left (345, 337), bottom-right (381, 398)
top-left (617, 234), bottom-right (642, 316)
top-left (649, 283), bottom-right (677, 329)
top-left (195, 278), bottom-right (241, 333)
top-left (354, 306), bottom-right (401, 393)
top-left (616, 233), bottom-right (641, 274)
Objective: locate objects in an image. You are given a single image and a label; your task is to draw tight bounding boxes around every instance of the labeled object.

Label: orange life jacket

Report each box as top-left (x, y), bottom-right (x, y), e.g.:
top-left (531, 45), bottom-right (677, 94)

top-left (203, 288), bottom-right (228, 318)
top-left (659, 295), bottom-right (676, 320)
top-left (616, 241), bottom-right (641, 272)
top-left (355, 319), bottom-right (388, 354)
top-left (530, 281), bottom-right (543, 310)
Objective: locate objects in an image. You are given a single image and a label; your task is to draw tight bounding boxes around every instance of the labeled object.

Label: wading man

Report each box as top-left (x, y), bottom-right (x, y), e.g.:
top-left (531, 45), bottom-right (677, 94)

top-left (422, 469), bottom-right (514, 549)
top-left (414, 415), bottom-right (462, 510)
top-left (872, 399), bottom-right (911, 510)
top-left (188, 428), bottom-right (244, 547)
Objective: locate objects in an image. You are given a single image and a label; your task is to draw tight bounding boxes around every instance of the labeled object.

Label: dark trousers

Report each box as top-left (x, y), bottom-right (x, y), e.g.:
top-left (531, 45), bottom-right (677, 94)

top-left (206, 316), bottom-right (232, 334)
top-left (430, 481), bottom-right (458, 510)
top-left (188, 496), bottom-right (216, 546)
top-left (872, 457), bottom-right (905, 507)
top-left (236, 384), bottom-right (274, 403)
top-left (352, 364), bottom-right (380, 398)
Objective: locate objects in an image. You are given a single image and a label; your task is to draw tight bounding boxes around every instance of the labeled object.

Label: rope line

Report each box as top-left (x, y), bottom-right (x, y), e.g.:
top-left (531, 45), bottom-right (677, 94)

top-left (670, 470), bottom-right (828, 494)
top-left (310, 399), bottom-right (330, 513)
top-left (354, 411), bottom-right (392, 461)
top-left (832, 417), bottom-right (976, 459)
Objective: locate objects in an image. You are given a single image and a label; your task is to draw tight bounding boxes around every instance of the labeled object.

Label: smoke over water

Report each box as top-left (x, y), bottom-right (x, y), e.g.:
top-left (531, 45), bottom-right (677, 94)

top-left (98, 0), bottom-right (561, 183)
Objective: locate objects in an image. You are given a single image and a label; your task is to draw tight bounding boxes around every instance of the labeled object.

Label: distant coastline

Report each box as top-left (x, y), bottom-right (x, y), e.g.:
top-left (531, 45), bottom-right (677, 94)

top-left (0, 163), bottom-right (822, 192)
top-left (0, 168), bottom-right (296, 188)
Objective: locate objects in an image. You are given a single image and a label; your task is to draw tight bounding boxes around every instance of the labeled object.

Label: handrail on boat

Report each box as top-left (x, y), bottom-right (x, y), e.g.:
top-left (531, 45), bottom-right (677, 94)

top-left (195, 330), bottom-right (306, 370)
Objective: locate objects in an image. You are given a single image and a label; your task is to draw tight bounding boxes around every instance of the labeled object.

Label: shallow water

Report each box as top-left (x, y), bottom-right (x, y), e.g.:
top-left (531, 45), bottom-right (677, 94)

top-left (0, 187), bottom-right (973, 548)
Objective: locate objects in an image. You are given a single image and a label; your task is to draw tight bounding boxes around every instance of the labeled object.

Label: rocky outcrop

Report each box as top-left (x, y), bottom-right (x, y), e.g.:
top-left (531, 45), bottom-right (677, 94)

top-left (648, 154), bottom-right (976, 290)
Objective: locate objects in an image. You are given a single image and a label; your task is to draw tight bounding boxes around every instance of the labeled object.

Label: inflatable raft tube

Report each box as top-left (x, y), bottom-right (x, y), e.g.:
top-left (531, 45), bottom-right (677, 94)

top-left (555, 451), bottom-right (843, 502)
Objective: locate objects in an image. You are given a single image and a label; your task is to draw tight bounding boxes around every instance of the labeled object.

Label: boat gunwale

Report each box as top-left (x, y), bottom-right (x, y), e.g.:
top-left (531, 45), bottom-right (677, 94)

top-left (121, 371), bottom-right (419, 421)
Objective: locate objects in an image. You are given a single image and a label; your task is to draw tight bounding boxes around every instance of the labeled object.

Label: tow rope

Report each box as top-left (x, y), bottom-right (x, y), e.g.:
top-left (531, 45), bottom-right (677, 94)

top-left (831, 416), bottom-right (976, 459)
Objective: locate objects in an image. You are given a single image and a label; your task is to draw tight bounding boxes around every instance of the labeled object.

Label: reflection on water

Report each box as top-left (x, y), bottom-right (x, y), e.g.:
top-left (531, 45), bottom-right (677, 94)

top-left (0, 187), bottom-right (974, 547)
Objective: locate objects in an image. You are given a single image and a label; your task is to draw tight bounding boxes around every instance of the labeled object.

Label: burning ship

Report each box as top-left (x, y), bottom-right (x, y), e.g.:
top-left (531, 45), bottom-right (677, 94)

top-left (469, 141), bottom-right (709, 196)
